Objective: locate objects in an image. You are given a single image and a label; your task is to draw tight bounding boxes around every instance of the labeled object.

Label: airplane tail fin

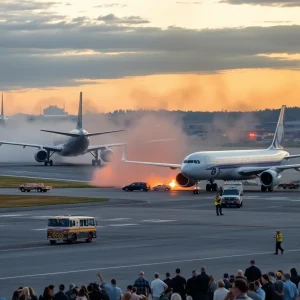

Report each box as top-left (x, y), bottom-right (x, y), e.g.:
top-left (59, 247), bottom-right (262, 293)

top-left (1, 93), bottom-right (4, 118)
top-left (268, 105), bottom-right (285, 150)
top-left (76, 92), bottom-right (83, 129)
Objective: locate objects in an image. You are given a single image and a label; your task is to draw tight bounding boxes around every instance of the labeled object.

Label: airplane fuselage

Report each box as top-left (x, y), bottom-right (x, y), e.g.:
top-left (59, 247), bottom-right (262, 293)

top-left (181, 149), bottom-right (289, 181)
top-left (57, 129), bottom-right (90, 157)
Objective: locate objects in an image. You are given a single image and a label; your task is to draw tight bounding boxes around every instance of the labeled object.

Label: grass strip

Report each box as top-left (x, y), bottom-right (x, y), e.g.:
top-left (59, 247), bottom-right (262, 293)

top-left (0, 195), bottom-right (108, 208)
top-left (0, 176), bottom-right (97, 188)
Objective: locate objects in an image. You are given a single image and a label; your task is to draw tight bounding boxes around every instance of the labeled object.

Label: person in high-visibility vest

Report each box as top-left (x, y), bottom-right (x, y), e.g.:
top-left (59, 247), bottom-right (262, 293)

top-left (214, 194), bottom-right (223, 216)
top-left (274, 230), bottom-right (284, 255)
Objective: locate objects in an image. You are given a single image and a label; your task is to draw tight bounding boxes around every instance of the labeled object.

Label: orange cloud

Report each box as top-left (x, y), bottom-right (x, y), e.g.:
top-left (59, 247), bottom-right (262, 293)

top-left (5, 68), bottom-right (300, 115)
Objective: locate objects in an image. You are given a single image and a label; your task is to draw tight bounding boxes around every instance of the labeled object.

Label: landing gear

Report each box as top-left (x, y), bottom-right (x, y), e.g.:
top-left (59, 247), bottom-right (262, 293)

top-left (44, 151), bottom-right (54, 166)
top-left (90, 150), bottom-right (102, 166)
top-left (92, 159), bottom-right (101, 166)
top-left (261, 185), bottom-right (267, 192)
top-left (206, 180), bottom-right (218, 192)
top-left (193, 182), bottom-right (201, 194)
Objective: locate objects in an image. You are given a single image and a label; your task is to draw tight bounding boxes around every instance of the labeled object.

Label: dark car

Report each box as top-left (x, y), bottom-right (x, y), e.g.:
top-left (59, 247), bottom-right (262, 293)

top-left (122, 182), bottom-right (150, 192)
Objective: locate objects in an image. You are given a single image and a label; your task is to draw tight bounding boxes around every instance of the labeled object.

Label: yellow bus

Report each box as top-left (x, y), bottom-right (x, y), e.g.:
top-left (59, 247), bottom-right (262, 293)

top-left (47, 216), bottom-right (97, 245)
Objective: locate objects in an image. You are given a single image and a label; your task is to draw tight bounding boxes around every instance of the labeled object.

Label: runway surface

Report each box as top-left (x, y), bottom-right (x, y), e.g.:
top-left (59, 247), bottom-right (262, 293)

top-left (1, 189), bottom-right (300, 298)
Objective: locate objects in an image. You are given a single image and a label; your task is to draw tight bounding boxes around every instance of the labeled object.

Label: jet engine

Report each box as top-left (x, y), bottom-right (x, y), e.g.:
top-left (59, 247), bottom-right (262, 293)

top-left (100, 149), bottom-right (114, 162)
top-left (34, 149), bottom-right (47, 162)
top-left (260, 170), bottom-right (281, 187)
top-left (176, 172), bottom-right (196, 187)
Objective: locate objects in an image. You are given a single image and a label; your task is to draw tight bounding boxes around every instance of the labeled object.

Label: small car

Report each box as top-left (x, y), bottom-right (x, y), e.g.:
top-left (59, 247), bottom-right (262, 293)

top-left (122, 182), bottom-right (150, 192)
top-left (153, 184), bottom-right (171, 191)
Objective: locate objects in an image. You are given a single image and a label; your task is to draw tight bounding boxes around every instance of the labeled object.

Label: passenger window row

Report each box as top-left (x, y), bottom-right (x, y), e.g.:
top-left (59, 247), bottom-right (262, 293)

top-left (183, 160), bottom-right (200, 164)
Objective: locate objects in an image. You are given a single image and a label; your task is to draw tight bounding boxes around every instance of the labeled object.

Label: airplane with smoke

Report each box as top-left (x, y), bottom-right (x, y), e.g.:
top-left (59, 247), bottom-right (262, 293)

top-left (122, 105), bottom-right (300, 193)
top-left (0, 92), bottom-right (126, 166)
top-left (0, 93), bottom-right (8, 125)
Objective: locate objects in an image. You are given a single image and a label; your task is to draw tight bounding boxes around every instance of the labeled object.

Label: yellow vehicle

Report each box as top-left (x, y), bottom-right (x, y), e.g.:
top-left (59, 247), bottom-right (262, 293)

top-left (47, 216), bottom-right (97, 245)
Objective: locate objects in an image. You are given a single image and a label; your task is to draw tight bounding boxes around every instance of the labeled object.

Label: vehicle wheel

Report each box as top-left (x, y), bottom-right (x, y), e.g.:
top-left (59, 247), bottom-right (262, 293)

top-left (44, 161), bottom-right (48, 166)
top-left (268, 187), bottom-right (273, 192)
top-left (125, 187), bottom-right (129, 192)
top-left (20, 187), bottom-right (25, 192)
top-left (71, 234), bottom-right (77, 244)
top-left (206, 184), bottom-right (212, 192)
top-left (212, 183), bottom-right (218, 192)
top-left (43, 189), bottom-right (47, 192)
top-left (261, 185), bottom-right (267, 192)
top-left (86, 232), bottom-right (93, 243)
top-left (165, 188), bottom-right (170, 191)
top-left (283, 186), bottom-right (286, 189)
top-left (154, 188), bottom-right (158, 191)
top-left (50, 240), bottom-right (56, 245)
top-left (37, 188), bottom-right (42, 193)
top-left (140, 188), bottom-right (145, 192)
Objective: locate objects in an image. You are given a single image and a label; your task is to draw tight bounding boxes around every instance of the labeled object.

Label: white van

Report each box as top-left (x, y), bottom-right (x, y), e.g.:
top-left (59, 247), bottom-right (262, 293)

top-left (221, 181), bottom-right (243, 208)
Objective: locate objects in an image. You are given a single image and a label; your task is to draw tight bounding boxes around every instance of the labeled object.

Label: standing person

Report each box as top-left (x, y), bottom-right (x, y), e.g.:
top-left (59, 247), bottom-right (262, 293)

top-left (97, 273), bottom-right (123, 300)
top-left (290, 269), bottom-right (300, 288)
top-left (230, 279), bottom-right (252, 300)
top-left (274, 231), bottom-right (284, 255)
top-left (282, 273), bottom-right (298, 300)
top-left (186, 271), bottom-right (198, 300)
top-left (164, 273), bottom-right (173, 299)
top-left (133, 272), bottom-right (151, 297)
top-left (261, 275), bottom-right (274, 300)
top-left (208, 276), bottom-right (217, 300)
top-left (273, 281), bottom-right (284, 300)
top-left (254, 281), bottom-right (265, 300)
top-left (213, 280), bottom-right (228, 300)
top-left (196, 267), bottom-right (210, 300)
top-left (171, 269), bottom-right (187, 300)
top-left (151, 273), bottom-right (168, 300)
top-left (214, 194), bottom-right (223, 216)
top-left (53, 285), bottom-right (68, 300)
top-left (247, 283), bottom-right (262, 300)
top-left (223, 274), bottom-right (230, 290)
top-left (245, 260), bottom-right (262, 283)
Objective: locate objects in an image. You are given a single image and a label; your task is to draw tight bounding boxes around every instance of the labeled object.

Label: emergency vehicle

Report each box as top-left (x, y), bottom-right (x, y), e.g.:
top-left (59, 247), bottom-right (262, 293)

top-left (47, 216), bottom-right (97, 245)
top-left (221, 181), bottom-right (243, 208)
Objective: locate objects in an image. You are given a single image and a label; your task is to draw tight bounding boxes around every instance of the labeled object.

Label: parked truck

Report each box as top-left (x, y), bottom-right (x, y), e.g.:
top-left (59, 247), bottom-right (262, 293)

top-left (19, 183), bottom-right (52, 193)
top-left (220, 181), bottom-right (243, 208)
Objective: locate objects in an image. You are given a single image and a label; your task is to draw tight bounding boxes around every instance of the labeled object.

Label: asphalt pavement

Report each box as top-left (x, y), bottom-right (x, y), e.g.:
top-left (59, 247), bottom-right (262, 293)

top-left (1, 189), bottom-right (300, 298)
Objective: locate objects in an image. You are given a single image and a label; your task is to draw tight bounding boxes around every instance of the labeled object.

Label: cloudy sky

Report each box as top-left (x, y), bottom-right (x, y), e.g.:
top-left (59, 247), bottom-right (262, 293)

top-left (1, 0), bottom-right (300, 114)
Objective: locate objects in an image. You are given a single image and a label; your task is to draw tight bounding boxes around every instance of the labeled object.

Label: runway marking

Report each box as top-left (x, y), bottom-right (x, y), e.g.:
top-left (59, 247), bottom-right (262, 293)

top-left (101, 218), bottom-right (132, 221)
top-left (0, 174), bottom-right (90, 183)
top-left (0, 214), bottom-right (27, 217)
top-left (142, 219), bottom-right (176, 223)
top-left (2, 248), bottom-right (300, 280)
top-left (108, 224), bottom-right (137, 227)
top-left (267, 206), bottom-right (282, 208)
top-left (32, 228), bottom-right (47, 231)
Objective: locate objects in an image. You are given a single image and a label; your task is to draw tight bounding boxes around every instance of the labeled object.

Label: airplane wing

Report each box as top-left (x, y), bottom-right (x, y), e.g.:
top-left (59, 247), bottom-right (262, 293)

top-left (85, 143), bottom-right (126, 153)
top-left (85, 139), bottom-right (176, 153)
top-left (0, 141), bottom-right (62, 152)
top-left (121, 145), bottom-right (181, 169)
top-left (238, 164), bottom-right (300, 176)
top-left (284, 154), bottom-right (300, 159)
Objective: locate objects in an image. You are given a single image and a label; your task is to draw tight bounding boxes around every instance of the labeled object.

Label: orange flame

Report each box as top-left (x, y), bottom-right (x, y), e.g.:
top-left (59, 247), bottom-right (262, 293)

top-left (169, 180), bottom-right (176, 188)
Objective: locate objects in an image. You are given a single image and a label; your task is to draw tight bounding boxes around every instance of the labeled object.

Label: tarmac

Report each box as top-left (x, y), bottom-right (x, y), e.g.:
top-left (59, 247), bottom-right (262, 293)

top-left (1, 188), bottom-right (300, 298)
top-left (1, 149), bottom-right (300, 298)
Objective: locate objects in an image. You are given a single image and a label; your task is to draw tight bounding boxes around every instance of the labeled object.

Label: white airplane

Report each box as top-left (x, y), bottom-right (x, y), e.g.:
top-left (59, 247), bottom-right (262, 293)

top-left (0, 92), bottom-right (126, 166)
top-left (122, 105), bottom-right (300, 192)
top-left (0, 93), bottom-right (8, 124)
